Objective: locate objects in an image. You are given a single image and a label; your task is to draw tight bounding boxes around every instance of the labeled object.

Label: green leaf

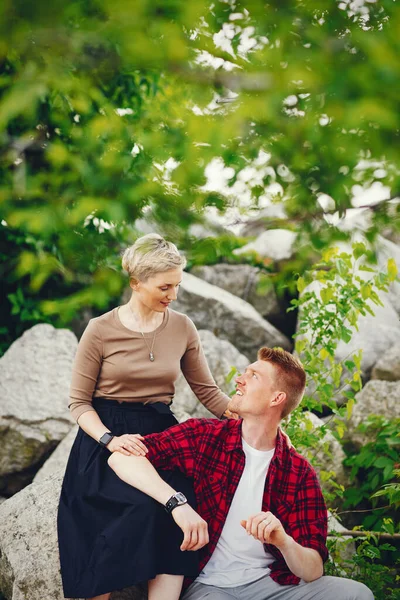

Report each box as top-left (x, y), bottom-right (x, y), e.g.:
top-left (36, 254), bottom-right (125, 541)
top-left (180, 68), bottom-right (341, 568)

top-left (340, 326), bottom-right (352, 344)
top-left (346, 398), bottom-right (354, 420)
top-left (361, 283), bottom-right (372, 300)
top-left (320, 287), bottom-right (334, 304)
top-left (319, 348), bottom-right (329, 360)
top-left (383, 464), bottom-right (395, 481)
top-left (336, 423), bottom-right (345, 439)
top-left (388, 258), bottom-right (398, 280)
top-left (297, 276), bottom-right (306, 294)
top-left (295, 338), bottom-right (306, 354)
top-left (352, 242), bottom-right (367, 260)
top-left (225, 366), bottom-right (238, 384)
top-left (336, 259), bottom-right (348, 278)
top-left (374, 457), bottom-right (394, 469)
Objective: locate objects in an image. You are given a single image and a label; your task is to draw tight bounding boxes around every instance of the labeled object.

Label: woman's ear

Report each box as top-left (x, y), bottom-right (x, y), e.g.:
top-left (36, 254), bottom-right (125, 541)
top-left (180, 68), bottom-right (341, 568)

top-left (129, 277), bottom-right (139, 291)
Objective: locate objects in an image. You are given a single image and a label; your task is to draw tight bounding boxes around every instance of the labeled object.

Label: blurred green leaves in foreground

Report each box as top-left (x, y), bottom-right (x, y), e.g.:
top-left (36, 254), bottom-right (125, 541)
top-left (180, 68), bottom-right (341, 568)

top-left (1, 0), bottom-right (400, 344)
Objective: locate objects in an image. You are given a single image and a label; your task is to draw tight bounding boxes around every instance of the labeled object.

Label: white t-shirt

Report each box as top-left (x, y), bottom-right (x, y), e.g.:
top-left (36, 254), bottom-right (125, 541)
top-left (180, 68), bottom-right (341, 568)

top-left (197, 438), bottom-right (275, 587)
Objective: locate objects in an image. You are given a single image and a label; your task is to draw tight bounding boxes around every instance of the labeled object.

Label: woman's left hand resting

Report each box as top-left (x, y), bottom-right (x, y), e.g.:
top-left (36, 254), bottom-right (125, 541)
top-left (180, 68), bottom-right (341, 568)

top-left (107, 434), bottom-right (148, 456)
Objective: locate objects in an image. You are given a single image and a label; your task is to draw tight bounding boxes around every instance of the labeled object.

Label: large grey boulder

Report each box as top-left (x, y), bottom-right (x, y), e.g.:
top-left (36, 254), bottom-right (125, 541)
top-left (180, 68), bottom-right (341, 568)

top-left (345, 379), bottom-right (400, 447)
top-left (33, 426), bottom-right (78, 484)
top-left (190, 264), bottom-right (282, 324)
top-left (0, 325), bottom-right (77, 495)
top-left (371, 343), bottom-right (400, 381)
top-left (298, 280), bottom-right (400, 379)
top-left (234, 229), bottom-right (296, 261)
top-left (173, 272), bottom-right (291, 360)
top-left (0, 478), bottom-right (144, 600)
top-left (173, 330), bottom-right (249, 420)
top-left (335, 297), bottom-right (400, 377)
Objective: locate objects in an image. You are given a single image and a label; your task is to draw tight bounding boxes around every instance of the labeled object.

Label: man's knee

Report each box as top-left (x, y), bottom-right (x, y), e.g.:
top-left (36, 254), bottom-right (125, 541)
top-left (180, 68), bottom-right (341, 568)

top-left (320, 576), bottom-right (374, 600)
top-left (353, 582), bottom-right (374, 600)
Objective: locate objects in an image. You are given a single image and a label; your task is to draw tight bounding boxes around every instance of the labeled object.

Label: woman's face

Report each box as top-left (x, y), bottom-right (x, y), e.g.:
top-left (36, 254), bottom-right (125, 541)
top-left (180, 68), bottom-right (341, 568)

top-left (132, 267), bottom-right (183, 312)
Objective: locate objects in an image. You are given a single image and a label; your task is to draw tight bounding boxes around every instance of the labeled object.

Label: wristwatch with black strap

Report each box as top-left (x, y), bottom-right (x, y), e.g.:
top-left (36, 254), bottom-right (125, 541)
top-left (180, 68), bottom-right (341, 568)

top-left (99, 431), bottom-right (114, 448)
top-left (164, 492), bottom-right (188, 514)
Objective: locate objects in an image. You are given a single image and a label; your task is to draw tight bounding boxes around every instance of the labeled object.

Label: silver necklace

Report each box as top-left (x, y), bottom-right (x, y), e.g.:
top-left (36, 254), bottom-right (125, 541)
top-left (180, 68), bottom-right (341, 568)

top-left (140, 330), bottom-right (156, 362)
top-left (128, 303), bottom-right (157, 362)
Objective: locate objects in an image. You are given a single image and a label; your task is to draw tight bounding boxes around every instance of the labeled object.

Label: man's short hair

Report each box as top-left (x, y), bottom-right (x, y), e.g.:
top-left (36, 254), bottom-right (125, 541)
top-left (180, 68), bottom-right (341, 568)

top-left (257, 347), bottom-right (306, 418)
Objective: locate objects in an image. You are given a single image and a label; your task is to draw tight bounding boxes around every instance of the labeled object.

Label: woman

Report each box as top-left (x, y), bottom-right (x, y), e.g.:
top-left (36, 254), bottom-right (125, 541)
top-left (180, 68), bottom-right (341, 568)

top-left (58, 233), bottom-right (230, 600)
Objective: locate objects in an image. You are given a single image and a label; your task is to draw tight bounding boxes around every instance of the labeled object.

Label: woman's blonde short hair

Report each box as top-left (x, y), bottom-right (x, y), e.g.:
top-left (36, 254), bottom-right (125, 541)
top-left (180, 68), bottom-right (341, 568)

top-left (122, 233), bottom-right (187, 282)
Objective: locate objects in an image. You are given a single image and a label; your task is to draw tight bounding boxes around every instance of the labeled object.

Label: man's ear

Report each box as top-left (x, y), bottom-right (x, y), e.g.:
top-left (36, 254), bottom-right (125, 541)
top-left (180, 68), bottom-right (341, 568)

top-left (271, 391), bottom-right (286, 409)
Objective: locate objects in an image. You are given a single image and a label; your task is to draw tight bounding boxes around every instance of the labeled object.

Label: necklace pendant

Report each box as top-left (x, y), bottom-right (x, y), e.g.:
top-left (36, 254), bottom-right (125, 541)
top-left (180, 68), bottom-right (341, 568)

top-left (149, 352), bottom-right (155, 362)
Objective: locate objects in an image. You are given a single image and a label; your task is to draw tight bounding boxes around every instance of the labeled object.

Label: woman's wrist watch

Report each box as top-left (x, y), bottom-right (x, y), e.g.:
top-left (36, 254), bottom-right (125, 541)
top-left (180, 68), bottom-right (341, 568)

top-left (99, 431), bottom-right (114, 447)
top-left (164, 492), bottom-right (188, 514)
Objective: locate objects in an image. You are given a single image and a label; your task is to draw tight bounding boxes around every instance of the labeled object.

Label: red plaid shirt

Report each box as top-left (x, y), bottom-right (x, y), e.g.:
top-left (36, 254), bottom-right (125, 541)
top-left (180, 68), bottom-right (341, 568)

top-left (145, 418), bottom-right (328, 588)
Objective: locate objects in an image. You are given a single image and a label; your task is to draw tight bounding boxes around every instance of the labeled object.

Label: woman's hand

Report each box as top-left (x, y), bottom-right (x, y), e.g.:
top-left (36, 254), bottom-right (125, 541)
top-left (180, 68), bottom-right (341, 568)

top-left (223, 408), bottom-right (240, 420)
top-left (107, 434), bottom-right (148, 456)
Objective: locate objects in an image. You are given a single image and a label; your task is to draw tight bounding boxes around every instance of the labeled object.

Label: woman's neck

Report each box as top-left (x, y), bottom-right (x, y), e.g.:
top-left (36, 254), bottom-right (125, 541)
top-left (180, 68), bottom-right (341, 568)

top-left (127, 296), bottom-right (164, 330)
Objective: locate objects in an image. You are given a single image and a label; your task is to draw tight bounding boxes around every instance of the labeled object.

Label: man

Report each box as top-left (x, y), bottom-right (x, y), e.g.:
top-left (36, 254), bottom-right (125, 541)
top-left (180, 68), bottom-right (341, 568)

top-left (108, 347), bottom-right (373, 600)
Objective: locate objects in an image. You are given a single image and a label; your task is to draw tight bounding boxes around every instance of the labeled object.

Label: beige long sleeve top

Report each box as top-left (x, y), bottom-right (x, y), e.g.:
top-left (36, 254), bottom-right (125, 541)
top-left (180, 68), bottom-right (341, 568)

top-left (69, 307), bottom-right (229, 421)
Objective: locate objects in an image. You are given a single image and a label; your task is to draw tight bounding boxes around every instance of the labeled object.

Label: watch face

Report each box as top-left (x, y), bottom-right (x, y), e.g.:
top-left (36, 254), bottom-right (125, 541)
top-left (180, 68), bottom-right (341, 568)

top-left (175, 492), bottom-right (187, 504)
top-left (100, 432), bottom-right (113, 446)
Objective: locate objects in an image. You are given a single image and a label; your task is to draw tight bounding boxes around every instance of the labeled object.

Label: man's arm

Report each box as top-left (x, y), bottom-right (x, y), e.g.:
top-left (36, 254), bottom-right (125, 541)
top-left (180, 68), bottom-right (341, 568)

top-left (108, 453), bottom-right (209, 551)
top-left (241, 463), bottom-right (327, 582)
top-left (241, 512), bottom-right (323, 582)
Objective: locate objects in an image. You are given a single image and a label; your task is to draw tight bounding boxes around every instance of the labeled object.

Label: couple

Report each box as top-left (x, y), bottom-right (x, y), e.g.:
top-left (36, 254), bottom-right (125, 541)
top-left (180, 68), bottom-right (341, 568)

top-left (108, 347), bottom-right (374, 600)
top-left (58, 233), bottom-right (373, 600)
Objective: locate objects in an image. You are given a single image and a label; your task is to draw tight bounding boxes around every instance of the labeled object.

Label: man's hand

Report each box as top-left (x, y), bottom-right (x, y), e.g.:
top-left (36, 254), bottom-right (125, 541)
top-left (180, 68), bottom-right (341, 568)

top-left (171, 504), bottom-right (209, 551)
top-left (241, 511), bottom-right (288, 549)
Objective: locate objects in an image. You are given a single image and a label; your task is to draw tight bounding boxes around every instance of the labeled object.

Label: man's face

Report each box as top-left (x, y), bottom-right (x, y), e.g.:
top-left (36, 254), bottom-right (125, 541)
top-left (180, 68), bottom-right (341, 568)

top-left (227, 360), bottom-right (284, 417)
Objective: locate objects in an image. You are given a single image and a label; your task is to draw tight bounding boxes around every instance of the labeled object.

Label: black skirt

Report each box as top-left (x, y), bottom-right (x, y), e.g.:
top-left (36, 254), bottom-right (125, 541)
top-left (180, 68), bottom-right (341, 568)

top-left (58, 399), bottom-right (198, 598)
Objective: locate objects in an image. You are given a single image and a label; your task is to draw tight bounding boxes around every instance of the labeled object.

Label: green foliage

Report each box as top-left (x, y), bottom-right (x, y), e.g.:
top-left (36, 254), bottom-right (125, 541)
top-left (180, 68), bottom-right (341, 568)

top-left (286, 246), bottom-right (400, 596)
top-left (286, 245), bottom-right (396, 442)
top-left (343, 416), bottom-right (400, 531)
top-left (1, 0), bottom-right (400, 328)
top-left (327, 533), bottom-right (400, 600)
top-left (373, 470), bottom-right (400, 508)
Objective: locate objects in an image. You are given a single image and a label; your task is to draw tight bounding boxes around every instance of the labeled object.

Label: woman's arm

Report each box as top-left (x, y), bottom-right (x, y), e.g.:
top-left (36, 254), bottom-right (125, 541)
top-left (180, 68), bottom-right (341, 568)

top-left (68, 319), bottom-right (103, 421)
top-left (78, 411), bottom-right (147, 456)
top-left (70, 319), bottom-right (147, 455)
top-left (180, 317), bottom-right (230, 418)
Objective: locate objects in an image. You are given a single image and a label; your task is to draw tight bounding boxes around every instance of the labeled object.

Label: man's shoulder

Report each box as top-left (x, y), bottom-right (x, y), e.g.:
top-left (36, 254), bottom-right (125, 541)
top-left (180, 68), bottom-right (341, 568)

top-left (281, 440), bottom-right (319, 481)
top-left (289, 448), bottom-right (318, 481)
top-left (179, 417), bottom-right (233, 434)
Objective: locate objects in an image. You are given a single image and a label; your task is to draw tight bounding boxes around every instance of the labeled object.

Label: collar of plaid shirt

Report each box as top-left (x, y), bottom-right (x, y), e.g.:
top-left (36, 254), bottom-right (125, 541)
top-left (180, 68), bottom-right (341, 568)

top-left (181, 419), bottom-right (328, 591)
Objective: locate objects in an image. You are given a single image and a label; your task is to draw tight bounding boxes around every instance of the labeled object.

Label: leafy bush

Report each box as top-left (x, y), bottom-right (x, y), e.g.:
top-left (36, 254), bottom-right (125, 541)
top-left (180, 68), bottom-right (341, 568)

top-left (344, 416), bottom-right (400, 531)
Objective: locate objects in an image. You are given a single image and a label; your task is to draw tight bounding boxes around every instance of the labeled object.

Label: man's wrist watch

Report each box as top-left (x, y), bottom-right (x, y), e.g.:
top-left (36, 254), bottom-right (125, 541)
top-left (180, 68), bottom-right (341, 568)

top-left (99, 431), bottom-right (114, 447)
top-left (164, 492), bottom-right (188, 514)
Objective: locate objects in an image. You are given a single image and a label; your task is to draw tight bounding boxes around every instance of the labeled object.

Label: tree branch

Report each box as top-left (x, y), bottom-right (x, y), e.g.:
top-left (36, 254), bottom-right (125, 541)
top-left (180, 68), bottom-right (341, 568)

top-left (329, 529), bottom-right (400, 540)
